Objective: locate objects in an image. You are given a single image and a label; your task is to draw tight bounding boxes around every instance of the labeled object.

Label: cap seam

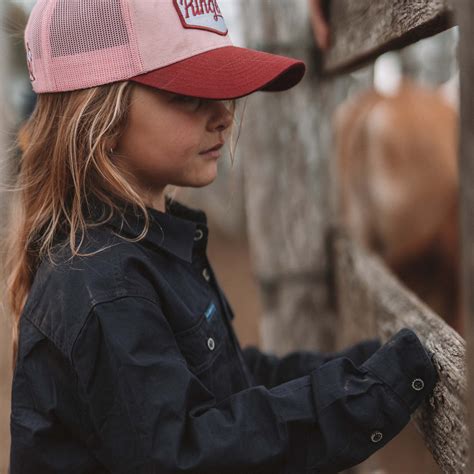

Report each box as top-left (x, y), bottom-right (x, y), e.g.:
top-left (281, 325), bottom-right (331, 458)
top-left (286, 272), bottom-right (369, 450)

top-left (121, 0), bottom-right (144, 71)
top-left (44, 0), bottom-right (57, 91)
top-left (137, 44), bottom-right (233, 77)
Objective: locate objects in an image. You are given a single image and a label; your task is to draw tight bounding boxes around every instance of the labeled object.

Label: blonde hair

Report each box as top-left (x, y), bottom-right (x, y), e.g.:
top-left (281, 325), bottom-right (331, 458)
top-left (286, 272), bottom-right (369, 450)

top-left (1, 80), bottom-right (245, 367)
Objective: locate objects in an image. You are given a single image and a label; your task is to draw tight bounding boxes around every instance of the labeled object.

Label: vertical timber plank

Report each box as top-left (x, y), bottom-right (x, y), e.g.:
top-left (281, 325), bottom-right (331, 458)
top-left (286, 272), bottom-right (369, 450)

top-left (0, 1), bottom-right (13, 471)
top-left (458, 0), bottom-right (474, 471)
top-left (239, 0), bottom-right (373, 355)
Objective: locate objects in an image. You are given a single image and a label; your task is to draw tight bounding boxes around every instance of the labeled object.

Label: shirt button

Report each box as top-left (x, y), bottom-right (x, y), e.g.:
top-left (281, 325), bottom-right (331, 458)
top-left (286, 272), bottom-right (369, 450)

top-left (194, 228), bottom-right (204, 241)
top-left (207, 337), bottom-right (215, 351)
top-left (202, 267), bottom-right (211, 282)
top-left (370, 431), bottom-right (383, 443)
top-left (411, 378), bottom-right (425, 391)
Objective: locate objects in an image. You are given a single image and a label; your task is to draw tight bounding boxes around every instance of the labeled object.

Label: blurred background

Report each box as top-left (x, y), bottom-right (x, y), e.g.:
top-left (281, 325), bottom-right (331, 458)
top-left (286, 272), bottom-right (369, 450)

top-left (0, 1), bottom-right (460, 472)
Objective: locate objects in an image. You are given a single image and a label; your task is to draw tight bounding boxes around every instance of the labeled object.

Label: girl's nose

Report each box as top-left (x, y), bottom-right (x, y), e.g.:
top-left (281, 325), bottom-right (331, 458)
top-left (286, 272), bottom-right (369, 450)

top-left (207, 101), bottom-right (234, 133)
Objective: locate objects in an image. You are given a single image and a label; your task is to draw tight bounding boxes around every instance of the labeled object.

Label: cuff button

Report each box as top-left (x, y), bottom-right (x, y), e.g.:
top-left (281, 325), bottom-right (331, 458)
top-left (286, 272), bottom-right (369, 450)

top-left (194, 228), bottom-right (204, 241)
top-left (370, 431), bottom-right (383, 443)
top-left (412, 378), bottom-right (425, 391)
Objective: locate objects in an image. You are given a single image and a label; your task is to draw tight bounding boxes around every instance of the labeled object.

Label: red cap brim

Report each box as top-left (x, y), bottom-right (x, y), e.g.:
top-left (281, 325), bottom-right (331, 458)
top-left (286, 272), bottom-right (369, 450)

top-left (129, 45), bottom-right (306, 100)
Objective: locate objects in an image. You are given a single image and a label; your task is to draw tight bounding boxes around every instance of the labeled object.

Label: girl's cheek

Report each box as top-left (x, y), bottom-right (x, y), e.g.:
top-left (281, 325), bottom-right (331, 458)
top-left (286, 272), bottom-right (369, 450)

top-left (172, 127), bottom-right (203, 152)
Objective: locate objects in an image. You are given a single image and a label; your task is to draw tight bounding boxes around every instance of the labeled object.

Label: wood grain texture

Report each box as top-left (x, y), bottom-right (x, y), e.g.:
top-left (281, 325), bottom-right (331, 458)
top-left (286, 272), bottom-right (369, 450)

top-left (239, 0), bottom-right (373, 353)
top-left (457, 0), bottom-right (474, 468)
top-left (334, 232), bottom-right (467, 473)
top-left (0, 1), bottom-right (13, 470)
top-left (323, 0), bottom-right (456, 75)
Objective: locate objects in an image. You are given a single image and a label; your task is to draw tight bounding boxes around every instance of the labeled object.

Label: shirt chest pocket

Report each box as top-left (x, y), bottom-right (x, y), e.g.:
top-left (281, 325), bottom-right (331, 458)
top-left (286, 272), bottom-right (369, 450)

top-left (174, 299), bottom-right (227, 375)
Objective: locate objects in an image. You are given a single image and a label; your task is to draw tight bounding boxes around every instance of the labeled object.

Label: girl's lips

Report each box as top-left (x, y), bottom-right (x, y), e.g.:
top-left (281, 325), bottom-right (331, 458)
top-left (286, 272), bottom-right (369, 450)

top-left (199, 143), bottom-right (224, 154)
top-left (200, 149), bottom-right (221, 159)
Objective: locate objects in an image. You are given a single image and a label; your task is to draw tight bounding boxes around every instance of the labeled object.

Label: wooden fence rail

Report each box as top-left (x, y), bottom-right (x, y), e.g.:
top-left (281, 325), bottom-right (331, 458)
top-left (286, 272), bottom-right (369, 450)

top-left (323, 0), bottom-right (469, 471)
top-left (323, 0), bottom-right (456, 75)
top-left (457, 0), bottom-right (474, 470)
top-left (334, 232), bottom-right (466, 473)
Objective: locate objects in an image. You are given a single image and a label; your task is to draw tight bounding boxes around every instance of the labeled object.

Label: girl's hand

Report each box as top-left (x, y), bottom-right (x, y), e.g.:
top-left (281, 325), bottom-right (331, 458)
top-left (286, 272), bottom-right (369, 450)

top-left (308, 0), bottom-right (331, 51)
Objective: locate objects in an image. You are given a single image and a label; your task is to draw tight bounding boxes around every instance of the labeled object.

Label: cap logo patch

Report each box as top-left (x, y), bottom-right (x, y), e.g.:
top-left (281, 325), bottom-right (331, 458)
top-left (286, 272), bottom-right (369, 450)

top-left (173, 0), bottom-right (228, 36)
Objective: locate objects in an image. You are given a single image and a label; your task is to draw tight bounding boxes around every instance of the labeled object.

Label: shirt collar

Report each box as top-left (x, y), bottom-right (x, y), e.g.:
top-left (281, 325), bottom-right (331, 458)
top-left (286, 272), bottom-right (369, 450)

top-left (88, 195), bottom-right (208, 263)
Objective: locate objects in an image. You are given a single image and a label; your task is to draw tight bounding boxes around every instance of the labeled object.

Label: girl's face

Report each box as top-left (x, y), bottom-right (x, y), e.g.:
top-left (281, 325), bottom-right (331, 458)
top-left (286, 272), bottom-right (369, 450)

top-left (113, 82), bottom-right (234, 209)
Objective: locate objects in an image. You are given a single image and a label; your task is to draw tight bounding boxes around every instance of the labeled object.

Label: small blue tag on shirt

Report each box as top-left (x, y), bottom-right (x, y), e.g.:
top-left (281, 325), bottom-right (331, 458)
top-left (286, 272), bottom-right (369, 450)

top-left (204, 302), bottom-right (216, 321)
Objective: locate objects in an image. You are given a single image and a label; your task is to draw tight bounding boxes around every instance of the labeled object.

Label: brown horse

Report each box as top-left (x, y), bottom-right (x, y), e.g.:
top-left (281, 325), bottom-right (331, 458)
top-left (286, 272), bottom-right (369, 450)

top-left (334, 77), bottom-right (462, 335)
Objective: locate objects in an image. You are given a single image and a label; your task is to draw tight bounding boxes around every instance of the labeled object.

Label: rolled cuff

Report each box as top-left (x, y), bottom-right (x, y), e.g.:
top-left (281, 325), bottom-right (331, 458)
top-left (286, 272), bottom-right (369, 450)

top-left (360, 328), bottom-right (438, 414)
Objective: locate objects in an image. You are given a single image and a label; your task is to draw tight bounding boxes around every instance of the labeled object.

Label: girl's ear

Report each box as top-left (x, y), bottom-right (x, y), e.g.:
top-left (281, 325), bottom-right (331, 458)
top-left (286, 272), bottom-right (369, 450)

top-left (104, 141), bottom-right (117, 158)
top-left (105, 140), bottom-right (117, 152)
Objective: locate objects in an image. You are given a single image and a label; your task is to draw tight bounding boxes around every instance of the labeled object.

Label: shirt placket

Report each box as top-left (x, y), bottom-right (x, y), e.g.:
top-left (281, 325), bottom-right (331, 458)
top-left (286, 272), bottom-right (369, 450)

top-left (191, 224), bottom-right (253, 389)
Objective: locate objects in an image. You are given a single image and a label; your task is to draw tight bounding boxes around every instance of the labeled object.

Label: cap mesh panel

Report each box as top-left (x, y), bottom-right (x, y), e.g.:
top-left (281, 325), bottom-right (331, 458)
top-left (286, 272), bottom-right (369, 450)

top-left (50, 0), bottom-right (129, 58)
top-left (30, 0), bottom-right (48, 59)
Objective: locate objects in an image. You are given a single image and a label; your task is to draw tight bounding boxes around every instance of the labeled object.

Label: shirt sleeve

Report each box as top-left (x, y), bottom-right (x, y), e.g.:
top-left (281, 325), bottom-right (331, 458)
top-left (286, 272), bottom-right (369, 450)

top-left (72, 296), bottom-right (437, 474)
top-left (242, 338), bottom-right (382, 388)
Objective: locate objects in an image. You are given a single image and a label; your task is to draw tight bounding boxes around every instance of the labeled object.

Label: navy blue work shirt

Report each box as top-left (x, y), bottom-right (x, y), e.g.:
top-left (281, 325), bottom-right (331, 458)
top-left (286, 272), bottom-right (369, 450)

top-left (9, 195), bottom-right (438, 473)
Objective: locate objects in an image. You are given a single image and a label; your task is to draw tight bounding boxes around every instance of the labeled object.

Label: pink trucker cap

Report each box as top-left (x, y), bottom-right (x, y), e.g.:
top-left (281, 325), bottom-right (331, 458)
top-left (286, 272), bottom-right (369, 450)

top-left (24, 0), bottom-right (306, 99)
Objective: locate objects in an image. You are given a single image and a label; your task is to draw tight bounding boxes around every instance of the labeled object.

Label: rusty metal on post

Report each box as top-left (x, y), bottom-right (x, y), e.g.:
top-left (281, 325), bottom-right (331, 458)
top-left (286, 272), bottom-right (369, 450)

top-left (457, 0), bottom-right (474, 471)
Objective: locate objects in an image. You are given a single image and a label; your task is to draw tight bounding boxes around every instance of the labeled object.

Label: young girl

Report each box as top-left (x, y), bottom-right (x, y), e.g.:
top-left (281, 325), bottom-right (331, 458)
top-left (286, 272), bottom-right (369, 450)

top-left (7, 1), bottom-right (437, 473)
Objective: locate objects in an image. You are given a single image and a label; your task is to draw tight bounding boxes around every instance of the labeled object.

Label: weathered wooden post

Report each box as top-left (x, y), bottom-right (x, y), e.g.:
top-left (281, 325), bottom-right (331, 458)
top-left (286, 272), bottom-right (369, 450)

top-left (0, 1), bottom-right (12, 470)
top-left (457, 0), bottom-right (474, 471)
top-left (325, 1), bottom-right (466, 472)
top-left (239, 0), bottom-right (372, 355)
top-left (322, 0), bottom-right (456, 75)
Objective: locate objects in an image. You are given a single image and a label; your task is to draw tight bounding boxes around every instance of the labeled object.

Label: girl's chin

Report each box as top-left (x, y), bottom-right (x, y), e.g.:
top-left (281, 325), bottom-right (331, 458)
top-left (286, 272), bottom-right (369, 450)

top-left (198, 163), bottom-right (219, 186)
